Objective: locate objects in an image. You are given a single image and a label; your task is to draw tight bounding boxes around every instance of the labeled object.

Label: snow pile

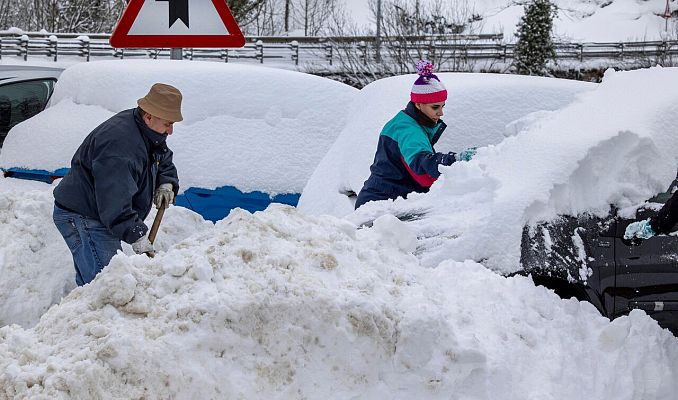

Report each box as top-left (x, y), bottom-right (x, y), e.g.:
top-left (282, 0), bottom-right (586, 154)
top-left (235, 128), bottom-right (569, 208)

top-left (2, 204), bottom-right (677, 399)
top-left (347, 67), bottom-right (678, 272)
top-left (0, 60), bottom-right (357, 194)
top-left (345, 0), bottom-right (677, 42)
top-left (0, 178), bottom-right (73, 328)
top-left (299, 73), bottom-right (594, 217)
top-left (0, 176), bottom-right (213, 328)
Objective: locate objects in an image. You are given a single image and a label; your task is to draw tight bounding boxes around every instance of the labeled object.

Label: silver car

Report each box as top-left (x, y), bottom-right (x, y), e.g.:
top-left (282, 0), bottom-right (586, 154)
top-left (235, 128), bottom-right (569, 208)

top-left (0, 65), bottom-right (63, 146)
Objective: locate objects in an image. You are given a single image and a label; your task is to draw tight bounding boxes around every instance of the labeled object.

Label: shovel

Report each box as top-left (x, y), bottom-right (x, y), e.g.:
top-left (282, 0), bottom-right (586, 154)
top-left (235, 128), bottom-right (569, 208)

top-left (145, 197), bottom-right (168, 258)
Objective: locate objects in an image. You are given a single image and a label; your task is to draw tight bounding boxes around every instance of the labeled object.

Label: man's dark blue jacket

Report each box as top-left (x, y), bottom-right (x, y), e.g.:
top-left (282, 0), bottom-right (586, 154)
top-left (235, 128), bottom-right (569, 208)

top-left (53, 108), bottom-right (179, 244)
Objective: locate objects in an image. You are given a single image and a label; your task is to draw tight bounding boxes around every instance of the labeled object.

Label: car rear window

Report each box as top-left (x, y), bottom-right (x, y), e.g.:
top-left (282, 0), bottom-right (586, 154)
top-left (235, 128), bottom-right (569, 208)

top-left (0, 79), bottom-right (56, 146)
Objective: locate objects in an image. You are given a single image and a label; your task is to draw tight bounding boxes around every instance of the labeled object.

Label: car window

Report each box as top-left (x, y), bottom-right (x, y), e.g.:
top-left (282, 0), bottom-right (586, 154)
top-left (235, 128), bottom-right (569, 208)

top-left (0, 79), bottom-right (56, 146)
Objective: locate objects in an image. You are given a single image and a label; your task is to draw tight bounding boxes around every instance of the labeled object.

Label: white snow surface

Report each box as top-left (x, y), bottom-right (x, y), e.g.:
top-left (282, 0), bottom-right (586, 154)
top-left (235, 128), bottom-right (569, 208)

top-left (0, 176), bottom-right (213, 330)
top-left (0, 60), bottom-right (357, 194)
top-left (1, 179), bottom-right (677, 398)
top-left (333, 67), bottom-right (678, 272)
top-left (344, 0), bottom-right (678, 42)
top-left (2, 61), bottom-right (678, 398)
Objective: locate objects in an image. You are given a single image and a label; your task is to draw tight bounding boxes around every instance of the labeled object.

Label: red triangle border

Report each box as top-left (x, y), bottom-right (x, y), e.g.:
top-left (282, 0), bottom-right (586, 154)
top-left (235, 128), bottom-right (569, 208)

top-left (110, 0), bottom-right (245, 48)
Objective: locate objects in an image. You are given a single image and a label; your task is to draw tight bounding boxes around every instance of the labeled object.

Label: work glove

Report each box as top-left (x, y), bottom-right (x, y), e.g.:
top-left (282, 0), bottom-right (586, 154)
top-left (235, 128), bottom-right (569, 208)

top-left (154, 183), bottom-right (174, 209)
top-left (132, 236), bottom-right (155, 255)
top-left (623, 218), bottom-right (655, 240)
top-left (436, 152), bottom-right (456, 166)
top-left (457, 147), bottom-right (477, 162)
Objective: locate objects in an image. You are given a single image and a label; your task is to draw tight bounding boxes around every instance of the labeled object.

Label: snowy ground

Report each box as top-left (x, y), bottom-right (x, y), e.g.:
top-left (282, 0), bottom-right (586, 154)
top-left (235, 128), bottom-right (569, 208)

top-left (1, 179), bottom-right (677, 399)
top-left (2, 64), bottom-right (678, 398)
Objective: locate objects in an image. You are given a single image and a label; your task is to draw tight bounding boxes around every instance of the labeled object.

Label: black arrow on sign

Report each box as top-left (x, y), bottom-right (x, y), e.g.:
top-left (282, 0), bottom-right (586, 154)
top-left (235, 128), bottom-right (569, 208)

top-left (156, 0), bottom-right (189, 29)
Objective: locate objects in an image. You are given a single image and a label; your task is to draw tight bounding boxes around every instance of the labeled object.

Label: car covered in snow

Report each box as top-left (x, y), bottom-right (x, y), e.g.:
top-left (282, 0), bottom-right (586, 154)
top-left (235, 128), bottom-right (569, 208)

top-left (520, 178), bottom-right (678, 335)
top-left (0, 60), bottom-right (357, 221)
top-left (300, 67), bottom-right (678, 336)
top-left (0, 65), bottom-right (63, 147)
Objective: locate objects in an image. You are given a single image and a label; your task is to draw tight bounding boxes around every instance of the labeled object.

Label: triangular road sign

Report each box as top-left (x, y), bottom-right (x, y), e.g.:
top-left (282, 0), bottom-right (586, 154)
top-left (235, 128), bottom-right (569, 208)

top-left (110, 0), bottom-right (245, 48)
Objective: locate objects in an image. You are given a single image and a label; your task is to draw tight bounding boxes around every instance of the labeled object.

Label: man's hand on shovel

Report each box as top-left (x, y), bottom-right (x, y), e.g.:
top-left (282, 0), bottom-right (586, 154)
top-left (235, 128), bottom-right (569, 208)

top-left (138, 196), bottom-right (169, 258)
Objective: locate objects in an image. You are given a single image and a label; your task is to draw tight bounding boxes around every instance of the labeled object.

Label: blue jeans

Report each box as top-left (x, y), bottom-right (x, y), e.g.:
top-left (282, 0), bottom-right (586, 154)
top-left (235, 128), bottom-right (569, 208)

top-left (53, 204), bottom-right (122, 286)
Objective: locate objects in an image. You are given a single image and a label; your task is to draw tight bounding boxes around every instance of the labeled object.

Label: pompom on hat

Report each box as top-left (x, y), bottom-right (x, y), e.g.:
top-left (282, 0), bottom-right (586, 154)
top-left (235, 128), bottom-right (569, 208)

top-left (410, 60), bottom-right (447, 104)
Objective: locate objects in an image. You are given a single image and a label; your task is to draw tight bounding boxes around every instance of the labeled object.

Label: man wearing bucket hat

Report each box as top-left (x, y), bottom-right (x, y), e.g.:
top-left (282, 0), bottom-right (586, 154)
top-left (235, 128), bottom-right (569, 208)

top-left (52, 83), bottom-right (183, 286)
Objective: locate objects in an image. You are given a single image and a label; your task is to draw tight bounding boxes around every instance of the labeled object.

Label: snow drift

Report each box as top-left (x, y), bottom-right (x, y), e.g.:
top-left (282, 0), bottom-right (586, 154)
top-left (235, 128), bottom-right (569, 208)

top-left (1, 205), bottom-right (677, 399)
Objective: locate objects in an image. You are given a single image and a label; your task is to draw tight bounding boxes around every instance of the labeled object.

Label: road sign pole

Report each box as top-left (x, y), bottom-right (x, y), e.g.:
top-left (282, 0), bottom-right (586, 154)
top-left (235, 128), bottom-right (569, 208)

top-left (170, 48), bottom-right (182, 60)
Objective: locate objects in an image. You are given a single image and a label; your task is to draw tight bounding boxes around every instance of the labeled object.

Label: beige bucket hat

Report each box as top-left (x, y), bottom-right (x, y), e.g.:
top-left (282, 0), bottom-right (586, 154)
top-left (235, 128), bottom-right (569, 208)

top-left (137, 83), bottom-right (183, 122)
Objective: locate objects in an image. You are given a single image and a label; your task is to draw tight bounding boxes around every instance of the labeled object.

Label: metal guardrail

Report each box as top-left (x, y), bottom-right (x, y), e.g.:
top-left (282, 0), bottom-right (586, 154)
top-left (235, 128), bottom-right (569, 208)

top-left (1, 31), bottom-right (677, 69)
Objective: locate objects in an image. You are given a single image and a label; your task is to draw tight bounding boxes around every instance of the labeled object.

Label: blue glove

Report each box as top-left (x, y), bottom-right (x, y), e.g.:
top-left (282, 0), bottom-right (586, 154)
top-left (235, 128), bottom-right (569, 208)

top-left (624, 218), bottom-right (655, 240)
top-left (457, 147), bottom-right (477, 162)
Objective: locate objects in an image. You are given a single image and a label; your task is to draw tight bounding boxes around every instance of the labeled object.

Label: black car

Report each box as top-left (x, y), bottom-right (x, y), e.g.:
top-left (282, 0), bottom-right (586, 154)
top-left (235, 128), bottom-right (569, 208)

top-left (521, 178), bottom-right (678, 335)
top-left (0, 65), bottom-right (63, 147)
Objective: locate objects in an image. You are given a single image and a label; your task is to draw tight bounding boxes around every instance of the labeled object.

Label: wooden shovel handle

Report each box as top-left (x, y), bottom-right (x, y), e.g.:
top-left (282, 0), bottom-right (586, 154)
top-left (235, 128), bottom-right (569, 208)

top-left (145, 198), bottom-right (167, 257)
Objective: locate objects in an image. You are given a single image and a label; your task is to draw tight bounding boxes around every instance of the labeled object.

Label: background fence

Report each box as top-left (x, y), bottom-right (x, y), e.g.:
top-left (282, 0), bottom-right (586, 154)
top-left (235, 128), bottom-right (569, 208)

top-left (1, 31), bottom-right (677, 71)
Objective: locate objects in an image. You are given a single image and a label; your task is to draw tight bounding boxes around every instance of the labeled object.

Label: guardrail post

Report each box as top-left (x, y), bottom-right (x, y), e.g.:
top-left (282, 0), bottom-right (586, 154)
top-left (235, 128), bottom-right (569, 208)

top-left (187, 48), bottom-right (193, 60)
top-left (578, 43), bottom-right (584, 62)
top-left (0, 37), bottom-right (3, 60)
top-left (427, 42), bottom-right (436, 60)
top-left (660, 41), bottom-right (667, 62)
top-left (49, 35), bottom-right (58, 61)
top-left (256, 40), bottom-right (264, 63)
top-left (358, 40), bottom-right (367, 63)
top-left (20, 35), bottom-right (29, 61)
top-left (79, 35), bottom-right (90, 61)
top-left (325, 43), bottom-right (333, 65)
top-left (290, 40), bottom-right (299, 65)
top-left (221, 48), bottom-right (229, 63)
top-left (619, 42), bottom-right (624, 60)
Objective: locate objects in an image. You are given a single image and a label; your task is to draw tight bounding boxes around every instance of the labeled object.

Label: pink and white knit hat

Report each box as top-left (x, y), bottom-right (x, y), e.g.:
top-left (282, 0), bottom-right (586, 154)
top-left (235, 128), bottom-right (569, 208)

top-left (410, 60), bottom-right (447, 104)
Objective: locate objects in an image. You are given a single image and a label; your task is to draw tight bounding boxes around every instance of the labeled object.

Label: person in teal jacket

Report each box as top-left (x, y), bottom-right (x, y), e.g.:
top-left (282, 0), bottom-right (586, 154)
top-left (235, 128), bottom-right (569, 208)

top-left (355, 60), bottom-right (476, 209)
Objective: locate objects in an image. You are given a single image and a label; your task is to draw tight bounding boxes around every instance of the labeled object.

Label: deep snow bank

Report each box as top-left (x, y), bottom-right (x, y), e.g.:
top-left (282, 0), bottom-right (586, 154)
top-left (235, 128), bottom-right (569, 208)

top-left (0, 176), bottom-right (212, 328)
top-left (1, 205), bottom-right (678, 399)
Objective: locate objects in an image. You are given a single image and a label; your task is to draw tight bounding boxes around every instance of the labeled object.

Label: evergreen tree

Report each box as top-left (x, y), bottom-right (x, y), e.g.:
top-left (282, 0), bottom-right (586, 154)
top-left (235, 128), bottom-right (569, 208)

top-left (513, 0), bottom-right (557, 76)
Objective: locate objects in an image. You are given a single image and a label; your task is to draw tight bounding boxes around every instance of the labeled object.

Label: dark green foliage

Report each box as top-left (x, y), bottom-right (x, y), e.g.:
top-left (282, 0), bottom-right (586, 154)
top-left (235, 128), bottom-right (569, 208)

top-left (513, 0), bottom-right (557, 76)
top-left (226, 0), bottom-right (266, 25)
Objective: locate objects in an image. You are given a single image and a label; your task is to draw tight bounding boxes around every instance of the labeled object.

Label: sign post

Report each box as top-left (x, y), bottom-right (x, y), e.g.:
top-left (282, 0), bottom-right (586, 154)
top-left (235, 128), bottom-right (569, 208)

top-left (110, 0), bottom-right (245, 56)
